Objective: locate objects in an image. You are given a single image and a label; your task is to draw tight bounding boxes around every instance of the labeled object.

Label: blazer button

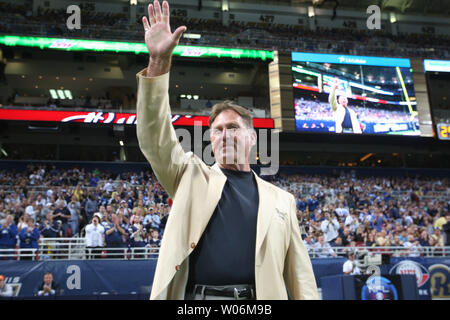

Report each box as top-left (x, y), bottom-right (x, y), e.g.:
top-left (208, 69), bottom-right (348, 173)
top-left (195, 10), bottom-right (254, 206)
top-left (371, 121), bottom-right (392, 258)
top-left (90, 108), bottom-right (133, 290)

top-left (190, 242), bottom-right (196, 249)
top-left (175, 265), bottom-right (181, 271)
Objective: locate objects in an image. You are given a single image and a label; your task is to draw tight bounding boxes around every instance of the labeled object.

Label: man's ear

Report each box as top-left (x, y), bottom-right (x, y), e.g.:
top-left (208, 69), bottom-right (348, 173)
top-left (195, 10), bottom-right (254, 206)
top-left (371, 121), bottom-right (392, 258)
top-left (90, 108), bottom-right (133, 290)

top-left (250, 129), bottom-right (257, 147)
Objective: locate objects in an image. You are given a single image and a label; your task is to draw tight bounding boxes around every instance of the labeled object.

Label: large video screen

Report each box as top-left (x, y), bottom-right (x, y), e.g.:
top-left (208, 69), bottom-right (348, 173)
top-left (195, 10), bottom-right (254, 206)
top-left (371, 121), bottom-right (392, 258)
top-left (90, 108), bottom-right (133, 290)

top-left (424, 59), bottom-right (450, 140)
top-left (291, 52), bottom-right (420, 135)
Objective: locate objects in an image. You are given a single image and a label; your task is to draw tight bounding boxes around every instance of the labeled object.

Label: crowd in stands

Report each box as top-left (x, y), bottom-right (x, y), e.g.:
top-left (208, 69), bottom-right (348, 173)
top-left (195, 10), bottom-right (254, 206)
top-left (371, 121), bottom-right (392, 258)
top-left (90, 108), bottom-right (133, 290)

top-left (0, 164), bottom-right (169, 259)
top-left (0, 2), bottom-right (449, 59)
top-left (294, 98), bottom-right (417, 124)
top-left (0, 164), bottom-right (449, 260)
top-left (267, 170), bottom-right (450, 257)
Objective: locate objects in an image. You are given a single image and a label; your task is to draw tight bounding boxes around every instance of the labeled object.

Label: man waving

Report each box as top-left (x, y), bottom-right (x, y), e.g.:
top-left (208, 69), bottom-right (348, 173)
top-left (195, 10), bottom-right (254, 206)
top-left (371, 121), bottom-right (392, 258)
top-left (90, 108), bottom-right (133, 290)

top-left (137, 0), bottom-right (318, 300)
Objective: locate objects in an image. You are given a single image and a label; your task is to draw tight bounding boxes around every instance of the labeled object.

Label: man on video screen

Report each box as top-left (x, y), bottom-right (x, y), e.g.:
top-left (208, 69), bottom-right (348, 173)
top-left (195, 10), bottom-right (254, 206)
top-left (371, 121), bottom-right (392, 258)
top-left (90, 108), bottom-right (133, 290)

top-left (328, 78), bottom-right (362, 134)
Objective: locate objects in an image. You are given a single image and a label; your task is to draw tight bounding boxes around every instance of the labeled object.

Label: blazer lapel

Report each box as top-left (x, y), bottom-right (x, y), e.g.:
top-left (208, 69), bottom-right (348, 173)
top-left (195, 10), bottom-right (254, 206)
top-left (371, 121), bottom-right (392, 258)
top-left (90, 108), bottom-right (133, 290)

top-left (191, 163), bottom-right (227, 242)
top-left (253, 173), bottom-right (274, 260)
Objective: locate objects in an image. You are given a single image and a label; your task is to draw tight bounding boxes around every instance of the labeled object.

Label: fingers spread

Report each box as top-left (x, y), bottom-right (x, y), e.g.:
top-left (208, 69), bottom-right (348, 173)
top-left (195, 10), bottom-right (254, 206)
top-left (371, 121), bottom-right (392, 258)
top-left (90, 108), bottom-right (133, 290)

top-left (148, 4), bottom-right (156, 26)
top-left (172, 26), bottom-right (187, 44)
top-left (154, 0), bottom-right (162, 22)
top-left (142, 16), bottom-right (150, 31)
top-left (162, 0), bottom-right (169, 23)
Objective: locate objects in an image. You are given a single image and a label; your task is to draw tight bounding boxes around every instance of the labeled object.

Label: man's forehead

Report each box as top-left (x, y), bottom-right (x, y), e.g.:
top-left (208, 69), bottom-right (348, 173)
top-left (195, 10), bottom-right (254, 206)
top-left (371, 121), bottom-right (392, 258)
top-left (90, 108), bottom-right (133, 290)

top-left (211, 109), bottom-right (245, 127)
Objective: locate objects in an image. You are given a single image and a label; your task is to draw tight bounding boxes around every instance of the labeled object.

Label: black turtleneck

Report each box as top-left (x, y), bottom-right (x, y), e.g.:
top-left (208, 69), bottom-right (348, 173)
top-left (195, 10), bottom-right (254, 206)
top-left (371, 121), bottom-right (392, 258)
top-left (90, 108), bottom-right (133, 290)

top-left (187, 168), bottom-right (259, 288)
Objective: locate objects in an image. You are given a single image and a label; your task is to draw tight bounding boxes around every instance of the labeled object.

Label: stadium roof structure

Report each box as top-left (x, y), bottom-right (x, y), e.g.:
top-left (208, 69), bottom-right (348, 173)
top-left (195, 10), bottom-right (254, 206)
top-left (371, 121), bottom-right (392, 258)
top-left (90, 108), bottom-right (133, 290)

top-left (285, 0), bottom-right (450, 16)
top-left (0, 35), bottom-right (274, 61)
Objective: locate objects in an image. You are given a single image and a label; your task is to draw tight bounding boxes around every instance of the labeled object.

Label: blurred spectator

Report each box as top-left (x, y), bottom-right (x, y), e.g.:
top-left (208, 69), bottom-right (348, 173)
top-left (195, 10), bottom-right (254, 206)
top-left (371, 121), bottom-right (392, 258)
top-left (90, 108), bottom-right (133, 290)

top-left (24, 202), bottom-right (37, 222)
top-left (104, 213), bottom-right (128, 259)
top-left (148, 229), bottom-right (161, 248)
top-left (85, 213), bottom-right (105, 259)
top-left (403, 235), bottom-right (421, 257)
top-left (129, 221), bottom-right (147, 258)
top-left (18, 218), bottom-right (40, 260)
top-left (314, 235), bottom-right (337, 258)
top-left (0, 215), bottom-right (18, 259)
top-left (39, 213), bottom-right (61, 238)
top-left (52, 201), bottom-right (71, 236)
top-left (418, 229), bottom-right (430, 247)
top-left (67, 198), bottom-right (80, 236)
top-left (431, 228), bottom-right (444, 247)
top-left (84, 194), bottom-right (98, 224)
top-left (145, 207), bottom-right (161, 233)
top-left (443, 213), bottom-right (450, 246)
top-left (331, 236), bottom-right (347, 257)
top-left (321, 211), bottom-right (339, 243)
top-left (343, 251), bottom-right (361, 275)
top-left (303, 235), bottom-right (315, 253)
top-left (35, 272), bottom-right (60, 296)
top-left (0, 275), bottom-right (13, 297)
top-left (434, 212), bottom-right (447, 230)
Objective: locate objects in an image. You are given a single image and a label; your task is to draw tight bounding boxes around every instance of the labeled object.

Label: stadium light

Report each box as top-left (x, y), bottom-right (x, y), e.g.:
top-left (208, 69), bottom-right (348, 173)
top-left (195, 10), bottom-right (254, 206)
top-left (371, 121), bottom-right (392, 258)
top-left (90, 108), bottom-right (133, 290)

top-left (49, 89), bottom-right (58, 99)
top-left (0, 35), bottom-right (274, 61)
top-left (183, 33), bottom-right (202, 39)
top-left (390, 12), bottom-right (397, 24)
top-left (57, 90), bottom-right (66, 100)
top-left (119, 140), bottom-right (124, 146)
top-left (360, 153), bottom-right (374, 162)
top-left (64, 90), bottom-right (73, 99)
top-left (222, 0), bottom-right (229, 12)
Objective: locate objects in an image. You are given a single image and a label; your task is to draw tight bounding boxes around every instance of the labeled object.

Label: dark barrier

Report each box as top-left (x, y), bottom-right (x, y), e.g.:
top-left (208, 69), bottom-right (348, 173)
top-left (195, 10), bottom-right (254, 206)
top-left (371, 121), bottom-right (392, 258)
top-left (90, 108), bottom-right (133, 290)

top-left (0, 257), bottom-right (448, 299)
top-left (321, 274), bottom-right (418, 300)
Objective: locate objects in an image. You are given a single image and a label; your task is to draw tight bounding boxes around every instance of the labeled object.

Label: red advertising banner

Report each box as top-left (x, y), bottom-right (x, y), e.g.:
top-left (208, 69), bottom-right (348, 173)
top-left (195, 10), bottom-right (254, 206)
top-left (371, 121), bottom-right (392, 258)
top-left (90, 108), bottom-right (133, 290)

top-left (0, 109), bottom-right (274, 128)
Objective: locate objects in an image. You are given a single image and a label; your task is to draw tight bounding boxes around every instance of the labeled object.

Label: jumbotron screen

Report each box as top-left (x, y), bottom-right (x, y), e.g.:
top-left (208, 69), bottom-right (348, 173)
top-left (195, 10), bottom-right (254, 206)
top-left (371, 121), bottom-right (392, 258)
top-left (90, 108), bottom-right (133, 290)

top-left (291, 52), bottom-right (420, 136)
top-left (424, 59), bottom-right (450, 140)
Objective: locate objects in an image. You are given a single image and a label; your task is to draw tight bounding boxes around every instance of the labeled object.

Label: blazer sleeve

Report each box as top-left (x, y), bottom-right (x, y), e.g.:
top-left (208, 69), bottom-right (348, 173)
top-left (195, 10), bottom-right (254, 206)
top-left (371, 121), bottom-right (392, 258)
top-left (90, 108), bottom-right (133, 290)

top-left (328, 85), bottom-right (338, 112)
top-left (136, 69), bottom-right (192, 197)
top-left (283, 195), bottom-right (319, 300)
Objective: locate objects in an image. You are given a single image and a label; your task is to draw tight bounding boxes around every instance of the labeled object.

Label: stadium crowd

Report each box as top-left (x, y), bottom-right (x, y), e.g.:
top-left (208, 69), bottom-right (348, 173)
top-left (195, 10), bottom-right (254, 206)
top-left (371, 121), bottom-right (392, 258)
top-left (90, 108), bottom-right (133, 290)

top-left (295, 98), bottom-right (417, 123)
top-left (268, 170), bottom-right (449, 257)
top-left (0, 164), bottom-right (169, 258)
top-left (0, 2), bottom-right (449, 59)
top-left (0, 164), bottom-right (448, 259)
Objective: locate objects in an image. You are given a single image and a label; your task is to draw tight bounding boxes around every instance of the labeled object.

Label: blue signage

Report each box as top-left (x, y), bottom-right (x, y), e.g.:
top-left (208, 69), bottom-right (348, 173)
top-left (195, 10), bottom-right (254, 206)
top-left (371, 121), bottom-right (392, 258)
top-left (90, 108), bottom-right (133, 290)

top-left (292, 52), bottom-right (411, 68)
top-left (0, 257), bottom-right (447, 299)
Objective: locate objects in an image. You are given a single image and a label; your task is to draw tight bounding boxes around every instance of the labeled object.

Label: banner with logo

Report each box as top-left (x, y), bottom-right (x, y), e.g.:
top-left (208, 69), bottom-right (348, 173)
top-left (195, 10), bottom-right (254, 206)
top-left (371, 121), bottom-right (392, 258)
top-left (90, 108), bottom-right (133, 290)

top-left (0, 257), bottom-right (448, 299)
top-left (0, 109), bottom-right (274, 128)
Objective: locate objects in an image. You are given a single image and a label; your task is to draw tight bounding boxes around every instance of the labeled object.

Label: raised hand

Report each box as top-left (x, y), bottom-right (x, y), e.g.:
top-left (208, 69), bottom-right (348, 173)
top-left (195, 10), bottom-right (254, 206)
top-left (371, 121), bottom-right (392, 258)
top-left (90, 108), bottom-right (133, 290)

top-left (332, 77), bottom-right (340, 89)
top-left (142, 1), bottom-right (187, 76)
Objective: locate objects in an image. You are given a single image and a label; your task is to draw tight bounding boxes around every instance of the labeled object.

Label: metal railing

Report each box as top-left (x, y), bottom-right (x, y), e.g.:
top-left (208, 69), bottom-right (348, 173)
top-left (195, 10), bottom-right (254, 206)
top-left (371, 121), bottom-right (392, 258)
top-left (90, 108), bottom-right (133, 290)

top-left (0, 238), bottom-right (447, 260)
top-left (308, 245), bottom-right (449, 259)
top-left (0, 237), bottom-right (160, 261)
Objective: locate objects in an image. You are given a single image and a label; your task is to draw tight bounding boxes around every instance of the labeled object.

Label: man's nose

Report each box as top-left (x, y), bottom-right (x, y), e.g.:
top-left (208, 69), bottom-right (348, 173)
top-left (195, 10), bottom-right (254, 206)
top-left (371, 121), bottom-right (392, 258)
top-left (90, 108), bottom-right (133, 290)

top-left (220, 128), bottom-right (233, 141)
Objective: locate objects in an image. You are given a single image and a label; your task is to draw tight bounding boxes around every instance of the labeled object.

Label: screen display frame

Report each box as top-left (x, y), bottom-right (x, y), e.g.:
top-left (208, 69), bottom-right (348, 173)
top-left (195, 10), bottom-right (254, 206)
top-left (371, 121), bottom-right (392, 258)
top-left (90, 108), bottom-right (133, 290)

top-left (291, 52), bottom-right (420, 137)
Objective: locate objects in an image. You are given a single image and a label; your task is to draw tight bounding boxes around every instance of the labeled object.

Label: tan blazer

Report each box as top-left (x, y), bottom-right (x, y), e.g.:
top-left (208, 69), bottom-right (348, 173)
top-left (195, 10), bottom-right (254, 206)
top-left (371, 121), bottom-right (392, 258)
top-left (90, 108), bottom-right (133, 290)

top-left (328, 86), bottom-right (362, 134)
top-left (136, 69), bottom-right (319, 300)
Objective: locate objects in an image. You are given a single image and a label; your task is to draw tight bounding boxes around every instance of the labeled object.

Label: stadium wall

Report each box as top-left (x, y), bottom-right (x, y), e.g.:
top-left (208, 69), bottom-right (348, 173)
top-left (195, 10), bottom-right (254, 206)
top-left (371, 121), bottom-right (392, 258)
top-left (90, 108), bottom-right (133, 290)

top-left (0, 257), bottom-right (448, 299)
